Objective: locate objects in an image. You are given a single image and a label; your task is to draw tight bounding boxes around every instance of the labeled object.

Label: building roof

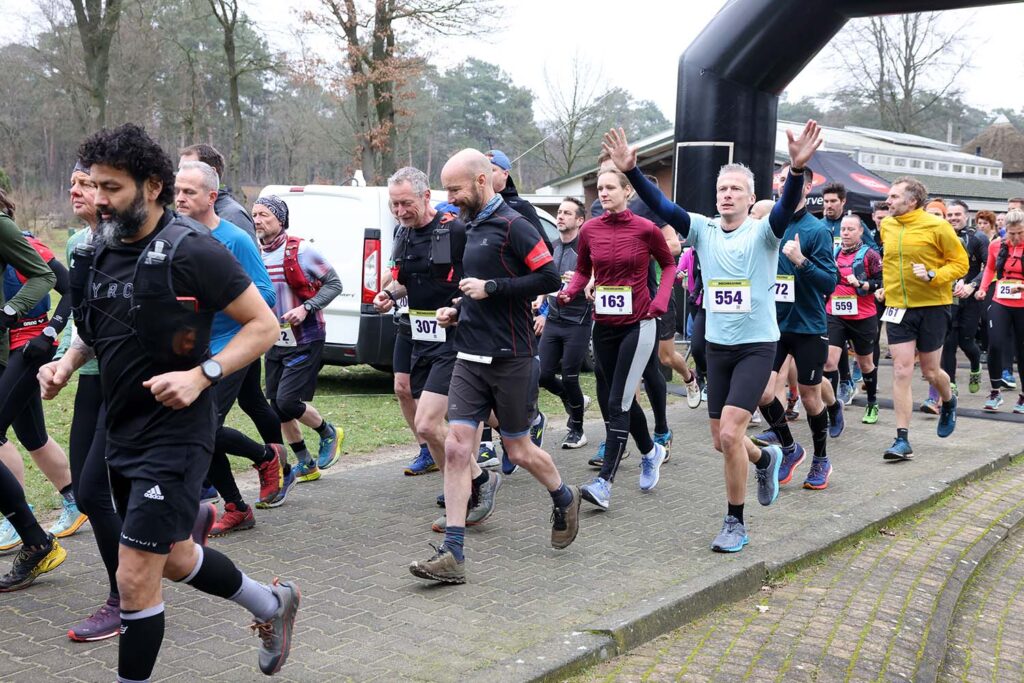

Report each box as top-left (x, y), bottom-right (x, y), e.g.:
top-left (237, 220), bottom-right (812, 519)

top-left (962, 119), bottom-right (1024, 175)
top-left (874, 170), bottom-right (1024, 205)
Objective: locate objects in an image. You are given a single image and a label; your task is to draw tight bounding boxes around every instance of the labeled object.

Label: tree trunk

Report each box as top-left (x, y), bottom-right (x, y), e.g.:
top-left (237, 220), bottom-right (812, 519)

top-left (71, 0), bottom-right (123, 130)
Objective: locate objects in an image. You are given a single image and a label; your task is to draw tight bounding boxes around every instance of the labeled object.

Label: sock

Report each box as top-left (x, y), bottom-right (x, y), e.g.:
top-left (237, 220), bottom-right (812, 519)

top-left (59, 485), bottom-right (75, 505)
top-left (443, 525), bottom-right (465, 562)
top-left (481, 427), bottom-right (493, 443)
top-left (827, 400), bottom-right (840, 421)
top-left (230, 573), bottom-right (280, 622)
top-left (759, 399), bottom-right (794, 449)
top-left (419, 442), bottom-right (428, 452)
top-left (825, 370), bottom-right (840, 396)
top-left (289, 440), bottom-right (312, 465)
top-left (472, 471), bottom-right (489, 488)
top-left (755, 449), bottom-right (771, 469)
top-left (727, 503), bottom-right (744, 525)
top-left (808, 410), bottom-right (828, 459)
top-left (119, 604), bottom-right (165, 683)
top-left (314, 418), bottom-right (332, 437)
top-left (549, 483), bottom-right (573, 509)
top-left (942, 395), bottom-right (956, 409)
top-left (183, 545), bottom-right (243, 599)
top-left (897, 428), bottom-right (909, 442)
top-left (864, 368), bottom-right (878, 403)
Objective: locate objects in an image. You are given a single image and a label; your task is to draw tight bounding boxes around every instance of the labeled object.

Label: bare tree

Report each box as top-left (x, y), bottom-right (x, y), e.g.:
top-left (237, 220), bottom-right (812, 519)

top-left (71, 0), bottom-right (123, 129)
top-left (828, 12), bottom-right (972, 134)
top-left (540, 56), bottom-right (612, 178)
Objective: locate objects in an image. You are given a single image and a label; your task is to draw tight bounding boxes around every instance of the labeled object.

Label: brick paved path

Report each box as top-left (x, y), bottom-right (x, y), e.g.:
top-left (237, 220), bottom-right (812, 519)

top-left (1, 366), bottom-right (1021, 682)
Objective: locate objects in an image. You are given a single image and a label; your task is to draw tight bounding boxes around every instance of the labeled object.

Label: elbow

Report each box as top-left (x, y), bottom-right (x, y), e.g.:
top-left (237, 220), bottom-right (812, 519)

top-left (257, 308), bottom-right (279, 352)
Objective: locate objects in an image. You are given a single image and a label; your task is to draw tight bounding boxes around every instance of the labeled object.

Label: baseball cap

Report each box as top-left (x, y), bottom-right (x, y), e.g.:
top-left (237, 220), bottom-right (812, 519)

top-left (486, 150), bottom-right (511, 171)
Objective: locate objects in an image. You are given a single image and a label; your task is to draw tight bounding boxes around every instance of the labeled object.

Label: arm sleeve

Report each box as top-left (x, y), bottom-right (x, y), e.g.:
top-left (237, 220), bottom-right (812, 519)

top-left (799, 229), bottom-right (840, 296)
top-left (863, 249), bottom-right (883, 293)
top-left (624, 167), bottom-right (692, 236)
top-left (492, 219), bottom-right (561, 298)
top-left (0, 217), bottom-right (56, 315)
top-left (649, 225), bottom-right (677, 314)
top-left (561, 229), bottom-right (592, 300)
top-left (46, 258), bottom-right (72, 334)
top-left (979, 241), bottom-right (998, 293)
top-left (304, 267), bottom-right (342, 310)
top-left (768, 172), bottom-right (804, 238)
top-left (930, 225), bottom-right (970, 287)
top-left (970, 234), bottom-right (990, 287)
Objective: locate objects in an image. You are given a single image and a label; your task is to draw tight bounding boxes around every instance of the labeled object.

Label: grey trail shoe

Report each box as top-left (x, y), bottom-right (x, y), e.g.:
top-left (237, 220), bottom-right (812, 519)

top-left (252, 578), bottom-right (300, 676)
top-left (432, 473), bottom-right (504, 532)
top-left (409, 544), bottom-right (466, 584)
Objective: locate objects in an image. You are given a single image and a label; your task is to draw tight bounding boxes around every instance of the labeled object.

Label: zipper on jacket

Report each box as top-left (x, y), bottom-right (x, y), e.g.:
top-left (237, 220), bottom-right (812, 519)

top-left (898, 221), bottom-right (908, 308)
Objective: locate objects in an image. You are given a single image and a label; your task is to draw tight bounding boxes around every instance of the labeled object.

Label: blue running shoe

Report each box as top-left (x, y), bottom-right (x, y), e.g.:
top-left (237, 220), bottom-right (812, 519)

top-left (639, 443), bottom-right (666, 491)
top-left (293, 460), bottom-right (321, 482)
top-left (529, 412), bottom-right (547, 449)
top-left (711, 515), bottom-right (748, 553)
top-left (984, 390), bottom-right (1004, 411)
top-left (477, 442), bottom-right (499, 469)
top-left (588, 441), bottom-right (606, 468)
top-left (580, 477), bottom-right (612, 510)
top-left (0, 517), bottom-right (20, 552)
top-left (777, 443), bottom-right (806, 485)
top-left (851, 362), bottom-right (863, 384)
top-left (49, 499), bottom-right (88, 538)
top-left (883, 437), bottom-right (914, 461)
top-left (317, 423), bottom-right (342, 469)
top-left (404, 447), bottom-right (437, 476)
top-left (937, 395), bottom-right (957, 438)
top-left (751, 430), bottom-right (779, 448)
top-left (837, 380), bottom-right (854, 406)
top-left (828, 401), bottom-right (845, 439)
top-left (265, 467), bottom-right (297, 508)
top-left (755, 446), bottom-right (782, 506)
top-left (653, 430), bottom-right (673, 462)
top-left (1002, 370), bottom-right (1017, 390)
top-left (803, 457), bottom-right (832, 490)
top-left (199, 485), bottom-right (220, 505)
top-left (500, 439), bottom-right (519, 476)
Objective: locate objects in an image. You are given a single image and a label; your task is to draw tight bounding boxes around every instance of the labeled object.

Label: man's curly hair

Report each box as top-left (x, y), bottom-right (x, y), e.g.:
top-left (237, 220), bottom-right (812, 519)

top-left (78, 123), bottom-right (175, 207)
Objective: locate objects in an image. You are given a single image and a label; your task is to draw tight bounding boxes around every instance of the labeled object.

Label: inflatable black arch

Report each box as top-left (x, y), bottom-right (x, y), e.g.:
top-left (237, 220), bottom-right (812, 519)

top-left (674, 0), bottom-right (1022, 213)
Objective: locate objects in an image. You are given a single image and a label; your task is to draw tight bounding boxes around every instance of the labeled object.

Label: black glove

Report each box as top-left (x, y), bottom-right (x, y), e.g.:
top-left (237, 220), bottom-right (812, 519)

top-left (0, 308), bottom-right (18, 333)
top-left (23, 328), bottom-right (58, 365)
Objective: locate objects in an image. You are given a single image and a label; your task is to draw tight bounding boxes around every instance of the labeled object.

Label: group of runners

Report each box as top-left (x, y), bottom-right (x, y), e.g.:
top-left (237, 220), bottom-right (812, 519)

top-left (0, 116), bottom-right (1021, 680)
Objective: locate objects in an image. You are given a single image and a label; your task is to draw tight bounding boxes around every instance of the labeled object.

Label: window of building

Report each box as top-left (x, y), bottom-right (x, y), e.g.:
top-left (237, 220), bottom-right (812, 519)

top-left (861, 153), bottom-right (875, 164)
top-left (923, 161), bottom-right (936, 170)
top-left (910, 159), bottom-right (922, 169)
top-left (938, 163), bottom-right (951, 172)
top-left (877, 155), bottom-right (892, 165)
top-left (894, 157), bottom-right (907, 167)
top-left (966, 165), bottom-right (976, 174)
top-left (952, 164), bottom-right (963, 173)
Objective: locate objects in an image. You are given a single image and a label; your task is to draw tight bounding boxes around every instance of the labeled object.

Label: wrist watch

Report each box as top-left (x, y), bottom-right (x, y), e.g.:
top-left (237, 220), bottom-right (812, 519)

top-left (200, 359), bottom-right (223, 385)
top-left (384, 290), bottom-right (397, 303)
top-left (302, 302), bottom-right (315, 313)
top-left (484, 280), bottom-right (498, 296)
top-left (927, 270), bottom-right (936, 281)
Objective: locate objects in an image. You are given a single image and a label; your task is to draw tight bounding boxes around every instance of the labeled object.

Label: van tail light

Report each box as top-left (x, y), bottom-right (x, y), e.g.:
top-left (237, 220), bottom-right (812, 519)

top-left (362, 236), bottom-right (381, 305)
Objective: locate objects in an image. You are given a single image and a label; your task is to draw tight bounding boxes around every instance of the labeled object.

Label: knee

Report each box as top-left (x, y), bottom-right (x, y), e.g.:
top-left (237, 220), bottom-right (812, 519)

top-left (718, 425), bottom-right (744, 453)
top-left (921, 365), bottom-right (942, 382)
top-left (892, 361), bottom-right (914, 381)
top-left (271, 398), bottom-right (304, 422)
top-left (657, 346), bottom-right (673, 365)
top-left (394, 378), bottom-right (413, 402)
top-left (711, 432), bottom-right (723, 453)
top-left (758, 386), bottom-right (775, 406)
top-left (414, 417), bottom-right (443, 444)
top-left (115, 564), bottom-right (149, 603)
top-left (444, 432), bottom-right (473, 466)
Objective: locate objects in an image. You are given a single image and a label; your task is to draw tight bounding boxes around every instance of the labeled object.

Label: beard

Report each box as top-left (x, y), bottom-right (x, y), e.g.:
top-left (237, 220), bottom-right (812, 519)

top-left (458, 185), bottom-right (486, 223)
top-left (98, 187), bottom-right (148, 245)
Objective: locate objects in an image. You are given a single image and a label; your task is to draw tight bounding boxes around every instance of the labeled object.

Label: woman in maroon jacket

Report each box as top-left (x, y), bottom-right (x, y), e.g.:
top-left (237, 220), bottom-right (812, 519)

top-left (560, 169), bottom-right (677, 510)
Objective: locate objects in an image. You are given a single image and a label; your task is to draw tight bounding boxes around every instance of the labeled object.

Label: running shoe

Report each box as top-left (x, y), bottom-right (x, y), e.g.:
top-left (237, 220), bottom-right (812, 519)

top-left (920, 398), bottom-right (939, 415)
top-left (500, 440), bottom-right (519, 476)
top-left (433, 472), bottom-right (503, 532)
top-left (984, 390), bottom-right (1004, 411)
top-left (639, 443), bottom-right (667, 491)
top-left (700, 385), bottom-right (708, 403)
top-left (588, 442), bottom-right (606, 468)
top-left (837, 380), bottom-right (854, 406)
top-left (580, 476), bottom-right (612, 510)
top-left (748, 411), bottom-right (762, 427)
top-left (409, 543), bottom-right (466, 584)
top-left (862, 403), bottom-right (879, 424)
top-left (653, 429), bottom-right (673, 462)
top-left (562, 428), bottom-right (587, 449)
top-left (191, 502), bottom-right (216, 545)
top-left (0, 518), bottom-right (20, 552)
top-left (294, 460), bottom-right (321, 482)
top-left (969, 370), bottom-right (982, 394)
top-left (210, 502), bottom-right (255, 537)
top-left (254, 448), bottom-right (284, 506)
top-left (883, 437), bottom-right (914, 461)
top-left (785, 396), bottom-right (800, 422)
top-left (253, 578), bottom-right (300, 675)
top-left (0, 534), bottom-right (66, 592)
top-left (317, 423), bottom-right (343, 470)
top-left (685, 377), bottom-right (702, 409)
top-left (530, 412), bottom-right (547, 449)
top-left (262, 468), bottom-right (297, 509)
top-left (754, 446), bottom-right (782, 506)
top-left (199, 484), bottom-right (220, 505)
top-left (476, 442), bottom-right (500, 469)
top-left (828, 401), bottom-right (845, 439)
top-left (1002, 370), bottom-right (1017, 390)
top-left (777, 443), bottom-right (806, 486)
top-left (550, 485), bottom-right (582, 550)
top-left (751, 430), bottom-right (779, 448)
top-left (851, 362), bottom-right (863, 384)
top-left (803, 457), bottom-right (832, 490)
top-left (48, 499), bottom-right (88, 538)
top-left (1014, 395), bottom-right (1024, 414)
top-left (436, 492), bottom-right (445, 508)
top-left (951, 382), bottom-right (959, 398)
top-left (403, 448), bottom-right (436, 476)
top-left (937, 395), bottom-right (957, 438)
top-left (711, 515), bottom-right (748, 553)
top-left (68, 596), bottom-right (120, 642)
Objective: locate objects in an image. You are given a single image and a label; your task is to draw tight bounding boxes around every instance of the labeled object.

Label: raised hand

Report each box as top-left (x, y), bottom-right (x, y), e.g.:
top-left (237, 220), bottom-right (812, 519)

top-left (601, 127), bottom-right (638, 172)
top-left (786, 120), bottom-right (823, 169)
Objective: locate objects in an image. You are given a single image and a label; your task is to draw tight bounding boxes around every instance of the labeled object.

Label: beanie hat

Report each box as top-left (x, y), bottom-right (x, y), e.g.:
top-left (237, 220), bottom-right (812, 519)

top-left (254, 195), bottom-right (289, 229)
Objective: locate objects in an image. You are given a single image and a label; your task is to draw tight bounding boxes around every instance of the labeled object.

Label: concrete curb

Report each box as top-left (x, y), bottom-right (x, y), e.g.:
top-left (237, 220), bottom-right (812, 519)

top-left (478, 448), bottom-right (1024, 683)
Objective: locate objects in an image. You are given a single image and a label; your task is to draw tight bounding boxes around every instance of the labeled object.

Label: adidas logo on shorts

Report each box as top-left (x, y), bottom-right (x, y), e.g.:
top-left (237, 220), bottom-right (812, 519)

top-left (143, 485), bottom-right (164, 501)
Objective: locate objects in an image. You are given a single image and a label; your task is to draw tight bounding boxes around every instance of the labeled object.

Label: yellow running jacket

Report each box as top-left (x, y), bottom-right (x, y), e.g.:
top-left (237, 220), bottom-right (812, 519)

top-left (880, 208), bottom-right (968, 308)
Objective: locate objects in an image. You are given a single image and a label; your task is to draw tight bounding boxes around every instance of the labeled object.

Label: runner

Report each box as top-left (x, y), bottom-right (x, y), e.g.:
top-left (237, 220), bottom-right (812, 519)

top-left (0, 459), bottom-right (66, 591)
top-left (408, 149), bottom-right (580, 584)
top-left (977, 208), bottom-right (1024, 412)
top-left (604, 120), bottom-right (823, 551)
top-left (38, 123), bottom-right (298, 679)
top-left (560, 168), bottom-right (676, 509)
top-left (877, 178), bottom-right (968, 459)
top-left (254, 195), bottom-right (344, 483)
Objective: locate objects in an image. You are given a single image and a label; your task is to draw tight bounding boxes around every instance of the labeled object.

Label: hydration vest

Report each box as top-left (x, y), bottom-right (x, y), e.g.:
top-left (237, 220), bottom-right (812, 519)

top-left (70, 216), bottom-right (213, 369)
top-left (3, 233), bottom-right (51, 328)
top-left (834, 243), bottom-right (871, 282)
top-left (391, 212), bottom-right (461, 284)
top-left (282, 235), bottom-right (322, 301)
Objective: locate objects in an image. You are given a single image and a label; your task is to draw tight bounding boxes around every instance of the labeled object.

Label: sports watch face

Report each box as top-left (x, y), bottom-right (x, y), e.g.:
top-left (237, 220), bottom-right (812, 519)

top-left (201, 359), bottom-right (223, 383)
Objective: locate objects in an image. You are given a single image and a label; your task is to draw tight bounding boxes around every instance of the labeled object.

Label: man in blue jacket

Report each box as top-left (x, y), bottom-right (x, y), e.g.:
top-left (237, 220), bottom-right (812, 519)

top-left (755, 166), bottom-right (841, 491)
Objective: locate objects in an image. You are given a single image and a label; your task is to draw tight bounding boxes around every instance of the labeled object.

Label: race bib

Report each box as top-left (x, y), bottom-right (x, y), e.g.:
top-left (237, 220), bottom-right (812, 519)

top-left (708, 279), bottom-right (752, 313)
top-left (595, 286), bottom-right (632, 316)
top-left (833, 236), bottom-right (842, 247)
top-left (774, 275), bottom-right (795, 303)
top-left (275, 324), bottom-right (297, 347)
top-left (410, 309), bottom-right (446, 343)
top-left (881, 306), bottom-right (906, 324)
top-left (996, 280), bottom-right (1023, 301)
top-left (831, 296), bottom-right (858, 317)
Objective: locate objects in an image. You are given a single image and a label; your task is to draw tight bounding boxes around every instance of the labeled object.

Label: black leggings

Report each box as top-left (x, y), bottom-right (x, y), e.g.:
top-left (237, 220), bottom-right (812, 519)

top-left (689, 306), bottom-right (707, 383)
top-left (68, 375), bottom-right (120, 598)
top-left (942, 298), bottom-right (983, 383)
top-left (538, 319), bottom-right (591, 430)
top-left (0, 351), bottom-right (52, 451)
top-left (593, 320), bottom-right (657, 482)
top-left (987, 303), bottom-right (1024, 389)
top-left (0, 458), bottom-right (47, 547)
top-left (642, 352), bottom-right (669, 435)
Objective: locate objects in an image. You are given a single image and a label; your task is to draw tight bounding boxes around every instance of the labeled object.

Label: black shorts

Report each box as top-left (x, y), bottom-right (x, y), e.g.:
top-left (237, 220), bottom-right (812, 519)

top-left (448, 356), bottom-right (539, 437)
top-left (656, 297), bottom-right (678, 341)
top-left (706, 341), bottom-right (776, 420)
top-left (410, 353), bottom-right (456, 399)
top-left (827, 315), bottom-right (877, 357)
top-left (393, 330), bottom-right (413, 375)
top-left (773, 331), bottom-right (829, 386)
top-left (265, 340), bottom-right (324, 403)
top-left (213, 361), bottom-right (250, 426)
top-left (107, 443), bottom-right (211, 554)
top-left (885, 305), bottom-right (951, 353)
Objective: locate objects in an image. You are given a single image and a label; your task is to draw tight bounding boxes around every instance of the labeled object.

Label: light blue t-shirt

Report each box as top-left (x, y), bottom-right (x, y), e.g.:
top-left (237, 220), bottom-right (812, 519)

top-left (210, 218), bottom-right (275, 354)
top-left (689, 213), bottom-right (781, 346)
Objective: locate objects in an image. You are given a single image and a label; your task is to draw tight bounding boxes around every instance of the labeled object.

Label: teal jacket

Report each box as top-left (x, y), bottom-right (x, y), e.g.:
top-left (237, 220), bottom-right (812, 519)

top-left (776, 210), bottom-right (839, 336)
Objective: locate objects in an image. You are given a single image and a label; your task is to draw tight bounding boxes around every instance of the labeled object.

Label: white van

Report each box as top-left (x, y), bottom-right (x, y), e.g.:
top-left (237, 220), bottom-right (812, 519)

top-left (258, 184), bottom-right (559, 369)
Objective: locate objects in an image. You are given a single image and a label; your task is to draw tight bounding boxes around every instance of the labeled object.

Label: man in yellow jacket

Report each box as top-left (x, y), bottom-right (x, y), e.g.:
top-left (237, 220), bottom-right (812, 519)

top-left (877, 177), bottom-right (968, 460)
